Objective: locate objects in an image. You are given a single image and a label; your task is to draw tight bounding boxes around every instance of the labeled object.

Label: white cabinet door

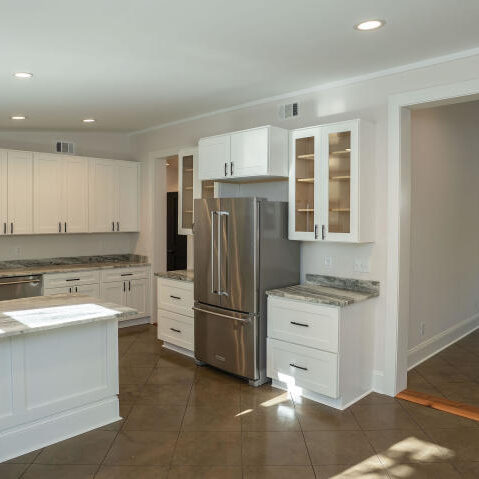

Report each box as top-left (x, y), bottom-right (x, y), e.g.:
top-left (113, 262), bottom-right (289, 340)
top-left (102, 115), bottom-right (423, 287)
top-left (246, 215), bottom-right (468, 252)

top-left (33, 154), bottom-right (63, 234)
top-left (64, 156), bottom-right (89, 233)
top-left (76, 283), bottom-right (101, 299)
top-left (288, 128), bottom-right (321, 241)
top-left (100, 281), bottom-right (126, 306)
top-left (89, 158), bottom-right (118, 233)
top-left (126, 278), bottom-right (148, 317)
top-left (7, 151), bottom-right (33, 235)
top-left (118, 161), bottom-right (139, 232)
top-left (230, 127), bottom-right (269, 178)
top-left (198, 135), bottom-right (230, 180)
top-left (0, 152), bottom-right (7, 235)
top-left (178, 149), bottom-right (196, 235)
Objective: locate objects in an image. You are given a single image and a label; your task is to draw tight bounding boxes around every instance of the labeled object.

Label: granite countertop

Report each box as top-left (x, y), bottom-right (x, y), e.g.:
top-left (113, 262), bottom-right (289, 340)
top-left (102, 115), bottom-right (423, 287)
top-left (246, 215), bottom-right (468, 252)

top-left (0, 254), bottom-right (150, 278)
top-left (155, 269), bottom-right (194, 283)
top-left (266, 274), bottom-right (380, 307)
top-left (0, 294), bottom-right (138, 339)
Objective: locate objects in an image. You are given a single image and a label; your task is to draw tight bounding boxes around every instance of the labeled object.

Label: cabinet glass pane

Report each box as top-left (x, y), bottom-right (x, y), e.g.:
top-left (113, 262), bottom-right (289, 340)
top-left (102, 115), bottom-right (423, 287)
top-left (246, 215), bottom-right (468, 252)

top-left (182, 155), bottom-right (193, 229)
top-left (295, 137), bottom-right (315, 233)
top-left (202, 180), bottom-right (214, 199)
top-left (328, 131), bottom-right (351, 234)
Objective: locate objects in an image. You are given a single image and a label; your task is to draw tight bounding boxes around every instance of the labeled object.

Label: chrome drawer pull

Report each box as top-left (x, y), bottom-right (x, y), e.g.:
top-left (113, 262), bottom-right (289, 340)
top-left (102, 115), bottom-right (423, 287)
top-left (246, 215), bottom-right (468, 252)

top-left (170, 328), bottom-right (181, 333)
top-left (290, 363), bottom-right (308, 371)
top-left (290, 321), bottom-right (309, 327)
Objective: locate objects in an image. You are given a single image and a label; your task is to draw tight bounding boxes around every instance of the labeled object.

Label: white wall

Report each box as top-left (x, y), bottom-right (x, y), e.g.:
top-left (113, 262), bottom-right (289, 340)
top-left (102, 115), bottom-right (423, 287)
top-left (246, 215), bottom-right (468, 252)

top-left (0, 129), bottom-right (138, 261)
top-left (132, 52), bottom-right (479, 388)
top-left (409, 101), bottom-right (479, 352)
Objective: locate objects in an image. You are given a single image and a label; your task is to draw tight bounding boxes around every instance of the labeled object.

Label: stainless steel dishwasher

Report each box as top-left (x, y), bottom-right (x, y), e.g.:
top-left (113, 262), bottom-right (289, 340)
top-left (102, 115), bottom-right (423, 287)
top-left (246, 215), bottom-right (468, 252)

top-left (0, 275), bottom-right (43, 301)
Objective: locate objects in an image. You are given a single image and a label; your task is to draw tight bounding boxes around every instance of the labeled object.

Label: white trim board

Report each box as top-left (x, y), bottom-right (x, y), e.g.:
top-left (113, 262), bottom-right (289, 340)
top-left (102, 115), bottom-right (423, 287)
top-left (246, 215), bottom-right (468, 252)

top-left (408, 315), bottom-right (479, 370)
top-left (386, 77), bottom-right (479, 396)
top-left (130, 46), bottom-right (479, 136)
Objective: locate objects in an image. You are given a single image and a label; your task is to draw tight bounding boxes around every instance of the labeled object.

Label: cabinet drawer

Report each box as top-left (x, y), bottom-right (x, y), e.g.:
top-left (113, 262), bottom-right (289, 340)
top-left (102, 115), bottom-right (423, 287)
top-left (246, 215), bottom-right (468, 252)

top-left (43, 270), bottom-right (100, 288)
top-left (267, 338), bottom-right (338, 398)
top-left (267, 297), bottom-right (339, 353)
top-left (158, 310), bottom-right (194, 351)
top-left (157, 279), bottom-right (193, 317)
top-left (101, 266), bottom-right (149, 283)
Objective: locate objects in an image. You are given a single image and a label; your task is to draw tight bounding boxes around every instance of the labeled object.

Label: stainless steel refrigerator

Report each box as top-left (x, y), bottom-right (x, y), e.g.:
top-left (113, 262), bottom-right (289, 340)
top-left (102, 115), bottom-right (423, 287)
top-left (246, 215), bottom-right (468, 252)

top-left (194, 197), bottom-right (300, 386)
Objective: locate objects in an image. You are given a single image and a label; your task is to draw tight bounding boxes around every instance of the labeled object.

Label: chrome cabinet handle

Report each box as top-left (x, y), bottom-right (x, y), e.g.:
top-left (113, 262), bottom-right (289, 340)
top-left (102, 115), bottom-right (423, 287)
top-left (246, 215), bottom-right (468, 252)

top-left (170, 295), bottom-right (181, 300)
top-left (59, 222), bottom-right (62, 233)
top-left (290, 363), bottom-right (308, 371)
top-left (290, 321), bottom-right (309, 327)
top-left (170, 328), bottom-right (181, 333)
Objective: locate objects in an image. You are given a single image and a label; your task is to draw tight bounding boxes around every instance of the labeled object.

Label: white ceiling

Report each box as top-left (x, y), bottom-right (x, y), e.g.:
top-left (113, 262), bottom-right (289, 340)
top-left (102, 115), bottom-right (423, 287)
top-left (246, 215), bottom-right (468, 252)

top-left (2, 0), bottom-right (479, 132)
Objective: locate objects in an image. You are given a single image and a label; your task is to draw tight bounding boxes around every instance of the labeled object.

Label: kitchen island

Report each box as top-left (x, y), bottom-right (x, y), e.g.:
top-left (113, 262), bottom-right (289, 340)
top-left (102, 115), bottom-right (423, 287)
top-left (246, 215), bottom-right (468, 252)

top-left (0, 294), bottom-right (136, 463)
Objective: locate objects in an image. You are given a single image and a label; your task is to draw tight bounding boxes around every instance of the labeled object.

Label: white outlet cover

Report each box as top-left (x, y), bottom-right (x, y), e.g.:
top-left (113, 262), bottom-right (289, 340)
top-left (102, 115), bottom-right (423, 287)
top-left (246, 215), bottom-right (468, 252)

top-left (324, 256), bottom-right (332, 267)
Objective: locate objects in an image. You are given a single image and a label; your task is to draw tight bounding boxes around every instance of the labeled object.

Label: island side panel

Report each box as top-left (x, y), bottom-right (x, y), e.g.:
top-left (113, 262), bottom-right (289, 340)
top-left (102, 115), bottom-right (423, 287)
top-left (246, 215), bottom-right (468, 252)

top-left (0, 318), bottom-right (119, 463)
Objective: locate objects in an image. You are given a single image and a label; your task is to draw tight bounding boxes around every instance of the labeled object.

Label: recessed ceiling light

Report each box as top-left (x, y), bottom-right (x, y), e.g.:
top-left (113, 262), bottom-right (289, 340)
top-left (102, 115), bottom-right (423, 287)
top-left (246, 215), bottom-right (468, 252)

top-left (10, 115), bottom-right (27, 120)
top-left (82, 118), bottom-right (95, 123)
top-left (13, 72), bottom-right (33, 79)
top-left (354, 19), bottom-right (385, 31)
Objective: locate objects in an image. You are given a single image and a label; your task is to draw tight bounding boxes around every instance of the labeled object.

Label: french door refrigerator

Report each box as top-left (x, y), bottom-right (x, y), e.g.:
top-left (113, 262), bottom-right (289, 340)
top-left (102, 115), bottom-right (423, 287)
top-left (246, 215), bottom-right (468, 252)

top-left (194, 197), bottom-right (300, 385)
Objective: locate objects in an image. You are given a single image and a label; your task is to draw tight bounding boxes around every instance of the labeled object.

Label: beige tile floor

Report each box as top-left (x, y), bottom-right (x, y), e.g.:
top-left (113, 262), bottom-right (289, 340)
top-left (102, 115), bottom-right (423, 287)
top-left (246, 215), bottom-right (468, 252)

top-left (1, 325), bottom-right (478, 478)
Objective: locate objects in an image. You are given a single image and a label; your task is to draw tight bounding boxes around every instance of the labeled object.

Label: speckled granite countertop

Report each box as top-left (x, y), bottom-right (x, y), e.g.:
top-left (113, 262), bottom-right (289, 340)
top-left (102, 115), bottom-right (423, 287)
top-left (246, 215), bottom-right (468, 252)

top-left (266, 274), bottom-right (379, 307)
top-left (0, 254), bottom-right (150, 278)
top-left (0, 294), bottom-right (137, 339)
top-left (155, 270), bottom-right (194, 283)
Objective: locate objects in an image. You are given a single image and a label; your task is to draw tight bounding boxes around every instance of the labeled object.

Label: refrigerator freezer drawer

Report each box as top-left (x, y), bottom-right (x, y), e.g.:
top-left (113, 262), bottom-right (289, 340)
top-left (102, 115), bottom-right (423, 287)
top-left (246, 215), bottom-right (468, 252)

top-left (194, 304), bottom-right (257, 380)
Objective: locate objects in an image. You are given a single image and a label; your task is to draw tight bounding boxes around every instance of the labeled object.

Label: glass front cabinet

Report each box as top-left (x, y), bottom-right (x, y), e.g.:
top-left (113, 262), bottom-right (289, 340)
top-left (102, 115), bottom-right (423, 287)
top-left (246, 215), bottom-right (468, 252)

top-left (288, 119), bottom-right (374, 243)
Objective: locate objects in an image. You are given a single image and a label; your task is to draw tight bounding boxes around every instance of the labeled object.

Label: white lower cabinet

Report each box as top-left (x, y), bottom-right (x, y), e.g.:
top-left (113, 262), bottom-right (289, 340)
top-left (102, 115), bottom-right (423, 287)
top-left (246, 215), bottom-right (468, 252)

top-left (44, 283), bottom-right (100, 298)
top-left (157, 278), bottom-right (194, 354)
top-left (267, 295), bottom-right (374, 409)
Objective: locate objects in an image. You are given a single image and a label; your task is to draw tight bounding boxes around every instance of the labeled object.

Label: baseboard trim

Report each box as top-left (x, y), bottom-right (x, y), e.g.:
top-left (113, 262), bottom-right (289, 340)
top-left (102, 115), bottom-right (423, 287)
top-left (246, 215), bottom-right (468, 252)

top-left (118, 316), bottom-right (151, 328)
top-left (0, 396), bottom-right (119, 463)
top-left (162, 341), bottom-right (195, 358)
top-left (408, 313), bottom-right (479, 370)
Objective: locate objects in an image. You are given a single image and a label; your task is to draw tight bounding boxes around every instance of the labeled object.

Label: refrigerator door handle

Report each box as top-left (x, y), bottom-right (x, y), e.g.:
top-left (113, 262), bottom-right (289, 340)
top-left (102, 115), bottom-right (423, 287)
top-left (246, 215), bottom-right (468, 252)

top-left (210, 210), bottom-right (217, 294)
top-left (218, 211), bottom-right (229, 296)
top-left (193, 306), bottom-right (251, 323)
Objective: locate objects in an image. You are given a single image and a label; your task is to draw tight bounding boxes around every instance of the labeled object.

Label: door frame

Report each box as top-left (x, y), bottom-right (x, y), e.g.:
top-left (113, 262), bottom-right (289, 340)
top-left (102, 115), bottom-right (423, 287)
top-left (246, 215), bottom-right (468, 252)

top-left (385, 78), bottom-right (479, 396)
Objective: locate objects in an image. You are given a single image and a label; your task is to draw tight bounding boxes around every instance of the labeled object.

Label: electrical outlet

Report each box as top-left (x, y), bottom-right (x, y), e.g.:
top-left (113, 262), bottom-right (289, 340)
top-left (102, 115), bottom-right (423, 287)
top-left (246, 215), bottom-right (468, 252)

top-left (420, 322), bottom-right (425, 337)
top-left (354, 258), bottom-right (371, 273)
top-left (324, 256), bottom-right (332, 267)
top-left (12, 246), bottom-right (21, 258)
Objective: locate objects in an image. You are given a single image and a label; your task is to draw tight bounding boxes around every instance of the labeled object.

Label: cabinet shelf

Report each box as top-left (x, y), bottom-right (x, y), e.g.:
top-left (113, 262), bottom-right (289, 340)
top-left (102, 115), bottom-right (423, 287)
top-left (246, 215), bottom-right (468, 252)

top-left (203, 185), bottom-right (214, 190)
top-left (184, 168), bottom-right (193, 172)
top-left (184, 210), bottom-right (193, 214)
top-left (297, 208), bottom-right (314, 213)
top-left (329, 208), bottom-right (350, 212)
top-left (297, 154), bottom-right (314, 160)
top-left (296, 178), bottom-right (314, 183)
top-left (330, 149), bottom-right (351, 155)
top-left (330, 175), bottom-right (351, 181)
top-left (183, 186), bottom-right (193, 191)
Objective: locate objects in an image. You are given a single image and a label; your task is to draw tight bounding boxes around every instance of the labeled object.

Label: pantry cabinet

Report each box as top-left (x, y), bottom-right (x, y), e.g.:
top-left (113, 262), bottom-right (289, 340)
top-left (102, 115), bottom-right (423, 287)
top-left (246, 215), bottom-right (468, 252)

top-left (89, 159), bottom-right (139, 233)
top-left (289, 119), bottom-right (374, 243)
top-left (198, 126), bottom-right (288, 181)
top-left (33, 154), bottom-right (89, 234)
top-left (0, 150), bottom-right (33, 235)
top-left (178, 148), bottom-right (197, 235)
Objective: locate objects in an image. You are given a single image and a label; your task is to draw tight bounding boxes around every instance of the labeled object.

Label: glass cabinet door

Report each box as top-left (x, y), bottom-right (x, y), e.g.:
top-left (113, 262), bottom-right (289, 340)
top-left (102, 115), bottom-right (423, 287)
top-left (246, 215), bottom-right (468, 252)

top-left (201, 180), bottom-right (215, 199)
top-left (290, 128), bottom-right (319, 240)
top-left (180, 154), bottom-right (194, 233)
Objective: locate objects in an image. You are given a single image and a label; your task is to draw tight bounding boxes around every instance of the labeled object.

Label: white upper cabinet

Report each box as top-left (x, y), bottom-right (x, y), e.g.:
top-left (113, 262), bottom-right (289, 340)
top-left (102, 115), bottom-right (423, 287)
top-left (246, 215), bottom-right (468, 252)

top-left (3, 150), bottom-right (33, 235)
top-left (89, 158), bottom-right (140, 233)
top-left (289, 119), bottom-right (374, 243)
top-left (63, 156), bottom-right (89, 233)
top-left (198, 125), bottom-right (288, 181)
top-left (198, 134), bottom-right (230, 180)
top-left (178, 148), bottom-right (198, 236)
top-left (118, 161), bottom-right (140, 232)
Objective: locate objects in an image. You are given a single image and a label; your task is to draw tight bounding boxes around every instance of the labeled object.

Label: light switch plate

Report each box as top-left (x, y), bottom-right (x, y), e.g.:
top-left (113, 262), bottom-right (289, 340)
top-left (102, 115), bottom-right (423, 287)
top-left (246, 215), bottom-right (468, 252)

top-left (324, 256), bottom-right (333, 267)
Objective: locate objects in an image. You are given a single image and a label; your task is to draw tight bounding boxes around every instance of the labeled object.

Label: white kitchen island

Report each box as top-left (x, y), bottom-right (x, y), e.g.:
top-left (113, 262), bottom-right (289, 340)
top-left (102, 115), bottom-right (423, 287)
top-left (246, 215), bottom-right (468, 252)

top-left (0, 294), bottom-right (136, 463)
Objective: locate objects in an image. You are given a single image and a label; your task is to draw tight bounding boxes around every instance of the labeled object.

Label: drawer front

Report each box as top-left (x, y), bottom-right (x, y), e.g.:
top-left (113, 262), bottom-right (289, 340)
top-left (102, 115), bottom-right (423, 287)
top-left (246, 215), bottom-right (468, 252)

top-left (44, 286), bottom-right (70, 295)
top-left (158, 310), bottom-right (194, 351)
top-left (267, 297), bottom-right (339, 353)
top-left (267, 338), bottom-right (339, 398)
top-left (158, 279), bottom-right (193, 317)
top-left (101, 266), bottom-right (149, 283)
top-left (43, 270), bottom-right (100, 289)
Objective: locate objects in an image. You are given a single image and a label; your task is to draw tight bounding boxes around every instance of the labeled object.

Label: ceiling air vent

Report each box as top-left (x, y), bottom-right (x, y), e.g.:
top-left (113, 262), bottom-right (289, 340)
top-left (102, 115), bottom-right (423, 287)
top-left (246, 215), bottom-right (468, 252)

top-left (278, 102), bottom-right (299, 120)
top-left (54, 141), bottom-right (75, 154)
